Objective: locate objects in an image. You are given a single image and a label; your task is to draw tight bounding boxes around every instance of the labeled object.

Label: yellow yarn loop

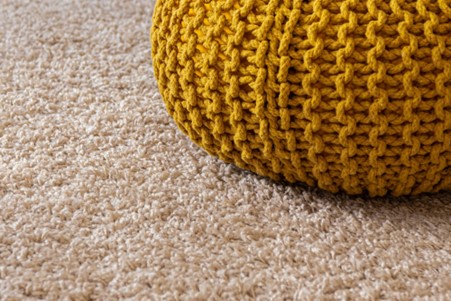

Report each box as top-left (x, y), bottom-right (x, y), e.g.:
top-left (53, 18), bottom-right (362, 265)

top-left (152, 0), bottom-right (451, 196)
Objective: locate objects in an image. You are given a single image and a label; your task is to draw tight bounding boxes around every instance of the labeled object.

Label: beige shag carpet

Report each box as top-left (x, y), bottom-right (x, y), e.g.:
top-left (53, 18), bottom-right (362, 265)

top-left (1, 0), bottom-right (450, 300)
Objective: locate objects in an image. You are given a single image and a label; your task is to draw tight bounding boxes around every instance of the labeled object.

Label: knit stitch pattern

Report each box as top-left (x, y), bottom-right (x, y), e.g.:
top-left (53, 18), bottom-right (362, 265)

top-left (151, 0), bottom-right (451, 197)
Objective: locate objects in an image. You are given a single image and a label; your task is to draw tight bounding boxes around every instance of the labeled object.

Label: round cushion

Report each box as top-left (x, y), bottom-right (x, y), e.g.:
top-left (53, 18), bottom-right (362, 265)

top-left (151, 0), bottom-right (451, 196)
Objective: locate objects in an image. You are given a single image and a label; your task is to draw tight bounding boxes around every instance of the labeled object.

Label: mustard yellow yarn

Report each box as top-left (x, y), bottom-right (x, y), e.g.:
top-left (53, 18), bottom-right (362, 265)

top-left (151, 0), bottom-right (451, 196)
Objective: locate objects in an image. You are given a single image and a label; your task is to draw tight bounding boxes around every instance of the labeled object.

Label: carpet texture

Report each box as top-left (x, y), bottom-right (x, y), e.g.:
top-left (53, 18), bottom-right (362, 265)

top-left (0, 0), bottom-right (450, 300)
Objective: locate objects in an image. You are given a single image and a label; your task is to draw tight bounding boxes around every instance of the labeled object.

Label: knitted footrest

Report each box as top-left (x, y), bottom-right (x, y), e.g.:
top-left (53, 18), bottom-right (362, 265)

top-left (151, 0), bottom-right (451, 196)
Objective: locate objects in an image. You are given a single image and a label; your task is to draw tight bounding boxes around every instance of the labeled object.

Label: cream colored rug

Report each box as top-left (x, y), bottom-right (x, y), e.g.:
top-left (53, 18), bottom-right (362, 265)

top-left (1, 0), bottom-right (450, 300)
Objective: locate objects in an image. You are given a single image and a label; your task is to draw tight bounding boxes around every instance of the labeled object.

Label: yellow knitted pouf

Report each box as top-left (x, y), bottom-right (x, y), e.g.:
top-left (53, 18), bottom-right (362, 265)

top-left (151, 0), bottom-right (451, 196)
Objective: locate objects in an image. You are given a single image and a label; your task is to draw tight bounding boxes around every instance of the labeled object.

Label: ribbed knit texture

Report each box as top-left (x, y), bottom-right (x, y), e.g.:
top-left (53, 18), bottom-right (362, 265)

top-left (151, 0), bottom-right (451, 197)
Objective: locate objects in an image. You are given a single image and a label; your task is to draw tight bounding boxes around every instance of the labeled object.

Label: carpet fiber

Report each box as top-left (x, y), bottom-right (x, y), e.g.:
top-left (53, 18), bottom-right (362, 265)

top-left (1, 0), bottom-right (450, 300)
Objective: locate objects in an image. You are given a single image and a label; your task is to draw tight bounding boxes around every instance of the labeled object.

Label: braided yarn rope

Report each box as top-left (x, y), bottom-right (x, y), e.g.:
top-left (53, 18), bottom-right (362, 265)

top-left (152, 0), bottom-right (451, 196)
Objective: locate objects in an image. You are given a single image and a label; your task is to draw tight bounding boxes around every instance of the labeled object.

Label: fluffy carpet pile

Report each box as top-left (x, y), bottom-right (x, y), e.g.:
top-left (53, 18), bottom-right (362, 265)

top-left (1, 0), bottom-right (450, 300)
